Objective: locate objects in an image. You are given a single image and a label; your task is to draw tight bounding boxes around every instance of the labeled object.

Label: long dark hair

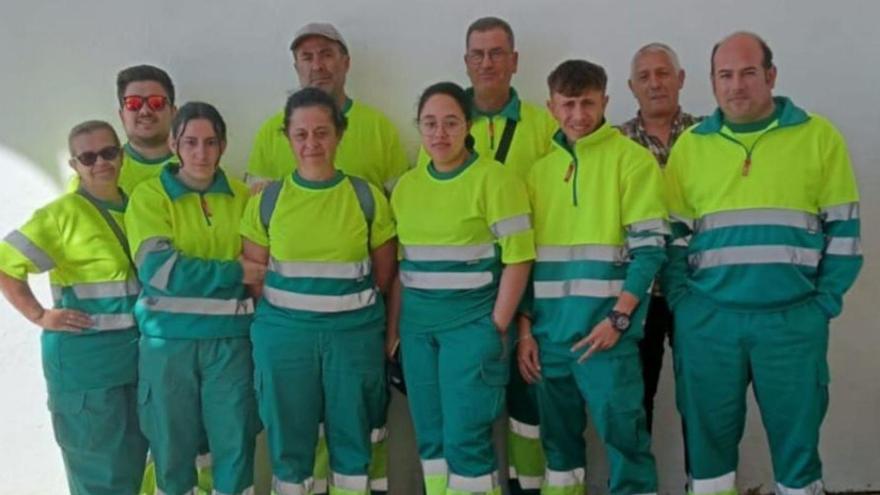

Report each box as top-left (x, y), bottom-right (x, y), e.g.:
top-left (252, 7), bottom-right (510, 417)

top-left (416, 81), bottom-right (475, 151)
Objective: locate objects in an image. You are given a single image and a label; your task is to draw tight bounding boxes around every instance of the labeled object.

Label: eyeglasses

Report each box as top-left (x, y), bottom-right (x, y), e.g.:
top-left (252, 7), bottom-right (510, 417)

top-left (418, 117), bottom-right (466, 136)
top-left (74, 146), bottom-right (120, 166)
top-left (465, 49), bottom-right (511, 65)
top-left (121, 94), bottom-right (169, 112)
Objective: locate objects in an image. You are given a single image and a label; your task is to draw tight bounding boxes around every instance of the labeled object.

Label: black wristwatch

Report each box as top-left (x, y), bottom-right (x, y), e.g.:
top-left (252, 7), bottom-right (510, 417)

top-left (607, 309), bottom-right (632, 333)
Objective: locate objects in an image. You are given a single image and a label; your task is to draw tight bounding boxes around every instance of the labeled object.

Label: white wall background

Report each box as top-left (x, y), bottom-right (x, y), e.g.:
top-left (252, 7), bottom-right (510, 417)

top-left (1, 1), bottom-right (878, 494)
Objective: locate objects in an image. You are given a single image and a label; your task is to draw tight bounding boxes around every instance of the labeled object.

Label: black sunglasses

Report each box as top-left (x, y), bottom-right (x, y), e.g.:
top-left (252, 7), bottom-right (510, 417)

top-left (74, 146), bottom-right (121, 166)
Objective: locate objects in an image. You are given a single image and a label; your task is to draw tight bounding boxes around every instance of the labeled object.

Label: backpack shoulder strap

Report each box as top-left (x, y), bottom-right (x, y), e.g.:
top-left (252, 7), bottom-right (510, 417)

top-left (494, 118), bottom-right (519, 164)
top-left (259, 180), bottom-right (283, 233)
top-left (348, 176), bottom-right (375, 249)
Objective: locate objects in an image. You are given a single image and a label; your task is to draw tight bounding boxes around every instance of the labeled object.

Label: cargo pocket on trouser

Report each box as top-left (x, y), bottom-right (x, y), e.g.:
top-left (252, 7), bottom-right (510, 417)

top-left (599, 356), bottom-right (657, 494)
top-left (48, 390), bottom-right (89, 453)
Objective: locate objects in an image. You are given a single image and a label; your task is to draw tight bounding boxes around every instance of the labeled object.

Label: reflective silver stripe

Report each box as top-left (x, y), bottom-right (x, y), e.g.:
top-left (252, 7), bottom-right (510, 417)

top-left (400, 270), bottom-right (492, 290)
top-left (490, 214), bottom-right (531, 238)
top-left (371, 426), bottom-right (387, 443)
top-left (821, 202), bottom-right (859, 222)
top-left (244, 173), bottom-right (272, 189)
top-left (689, 246), bottom-right (821, 270)
top-left (421, 458), bottom-right (448, 476)
top-left (628, 218), bottom-right (671, 235)
top-left (269, 257), bottom-right (371, 279)
top-left (402, 244), bottom-right (495, 262)
top-left (212, 487), bottom-right (254, 495)
top-left (509, 417), bottom-right (540, 440)
top-left (672, 236), bottom-right (691, 247)
top-left (91, 313), bottom-right (136, 331)
top-left (142, 296), bottom-right (254, 315)
top-left (626, 235), bottom-right (665, 250)
top-left (149, 252), bottom-right (177, 290)
top-left (534, 279), bottom-right (624, 299)
top-left (825, 237), bottom-right (862, 256)
top-left (536, 245), bottom-right (627, 263)
top-left (775, 479), bottom-right (824, 495)
top-left (51, 279), bottom-right (141, 302)
top-left (331, 472), bottom-right (368, 491)
top-left (691, 471), bottom-right (735, 495)
top-left (156, 489), bottom-right (197, 495)
top-left (508, 467), bottom-right (542, 490)
top-left (135, 236), bottom-right (172, 268)
top-left (370, 478), bottom-right (388, 491)
top-left (383, 177), bottom-right (399, 194)
top-left (272, 476), bottom-right (312, 495)
top-left (312, 479), bottom-right (327, 494)
top-left (448, 471), bottom-right (499, 492)
top-left (263, 286), bottom-right (376, 313)
top-left (3, 230), bottom-right (54, 271)
top-left (695, 208), bottom-right (820, 233)
top-left (196, 453), bottom-right (212, 469)
top-left (544, 467), bottom-right (585, 487)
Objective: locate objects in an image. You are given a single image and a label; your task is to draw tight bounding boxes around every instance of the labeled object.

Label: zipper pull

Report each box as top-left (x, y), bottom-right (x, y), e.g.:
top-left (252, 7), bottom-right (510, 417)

top-left (742, 154), bottom-right (752, 176)
top-left (564, 162), bottom-right (575, 182)
top-left (488, 119), bottom-right (496, 149)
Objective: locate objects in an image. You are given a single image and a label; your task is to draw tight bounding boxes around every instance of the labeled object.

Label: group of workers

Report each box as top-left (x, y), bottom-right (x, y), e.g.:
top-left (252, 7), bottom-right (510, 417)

top-left (0, 13), bottom-right (863, 495)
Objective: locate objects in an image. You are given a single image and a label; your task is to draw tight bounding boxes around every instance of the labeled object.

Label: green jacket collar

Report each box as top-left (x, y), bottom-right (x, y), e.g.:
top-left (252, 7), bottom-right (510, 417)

top-left (123, 142), bottom-right (174, 165)
top-left (341, 97), bottom-right (354, 115)
top-left (693, 96), bottom-right (809, 135)
top-left (160, 163), bottom-right (234, 201)
top-left (76, 187), bottom-right (128, 212)
top-left (292, 169), bottom-right (345, 189)
top-left (467, 87), bottom-right (522, 121)
top-left (428, 151), bottom-right (479, 180)
top-left (551, 119), bottom-right (616, 156)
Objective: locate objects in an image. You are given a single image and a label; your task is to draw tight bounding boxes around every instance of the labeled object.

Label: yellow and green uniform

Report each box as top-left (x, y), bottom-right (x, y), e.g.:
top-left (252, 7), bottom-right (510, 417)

top-left (126, 164), bottom-right (259, 495)
top-left (0, 189), bottom-right (147, 495)
top-left (663, 97), bottom-right (862, 495)
top-left (527, 123), bottom-right (666, 495)
top-left (68, 142), bottom-right (176, 196)
top-left (391, 153), bottom-right (536, 495)
top-left (246, 99), bottom-right (408, 192)
top-left (416, 89), bottom-right (554, 493)
top-left (240, 170), bottom-right (395, 495)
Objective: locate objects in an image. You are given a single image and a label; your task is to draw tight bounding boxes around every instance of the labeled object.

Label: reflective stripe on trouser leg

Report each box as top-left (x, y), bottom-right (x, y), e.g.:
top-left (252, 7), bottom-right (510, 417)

top-left (321, 327), bottom-right (387, 495)
top-left (751, 302), bottom-right (829, 492)
top-left (49, 384), bottom-right (148, 495)
top-left (448, 471), bottom-right (502, 494)
top-left (252, 323), bottom-right (324, 492)
top-left (533, 349), bottom-right (587, 495)
top-left (507, 362), bottom-right (544, 493)
top-left (673, 292), bottom-right (748, 495)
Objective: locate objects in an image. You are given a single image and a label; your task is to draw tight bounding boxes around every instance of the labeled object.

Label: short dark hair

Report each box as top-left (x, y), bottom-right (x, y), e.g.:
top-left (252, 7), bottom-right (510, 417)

top-left (710, 32), bottom-right (774, 74)
top-left (116, 65), bottom-right (175, 106)
top-left (68, 120), bottom-right (120, 155)
top-left (283, 87), bottom-right (348, 137)
top-left (466, 16), bottom-right (515, 50)
top-left (171, 102), bottom-right (227, 142)
top-left (547, 60), bottom-right (607, 96)
top-left (416, 81), bottom-right (475, 152)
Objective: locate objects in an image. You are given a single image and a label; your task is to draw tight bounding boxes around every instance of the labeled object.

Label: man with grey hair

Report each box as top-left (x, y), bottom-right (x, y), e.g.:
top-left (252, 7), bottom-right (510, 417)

top-left (618, 41), bottom-right (700, 432)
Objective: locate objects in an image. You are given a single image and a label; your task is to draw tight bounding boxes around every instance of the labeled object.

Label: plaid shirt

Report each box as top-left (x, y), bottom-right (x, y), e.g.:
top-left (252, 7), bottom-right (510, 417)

top-left (618, 109), bottom-right (700, 166)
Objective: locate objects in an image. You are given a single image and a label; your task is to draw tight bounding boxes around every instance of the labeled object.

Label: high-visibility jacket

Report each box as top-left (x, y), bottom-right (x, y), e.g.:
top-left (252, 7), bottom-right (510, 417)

top-left (246, 98), bottom-right (409, 193)
top-left (0, 190), bottom-right (139, 392)
top-left (240, 170), bottom-right (396, 331)
top-left (416, 87), bottom-right (557, 180)
top-left (527, 122), bottom-right (669, 349)
top-left (125, 164), bottom-right (253, 339)
top-left (391, 152), bottom-right (536, 330)
top-left (663, 96), bottom-right (862, 316)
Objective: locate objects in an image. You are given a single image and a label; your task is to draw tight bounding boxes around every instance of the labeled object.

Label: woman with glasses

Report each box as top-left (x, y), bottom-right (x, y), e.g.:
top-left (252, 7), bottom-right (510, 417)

top-left (125, 102), bottom-right (263, 495)
top-left (389, 81), bottom-right (535, 495)
top-left (240, 87), bottom-right (397, 495)
top-left (0, 121), bottom-right (148, 495)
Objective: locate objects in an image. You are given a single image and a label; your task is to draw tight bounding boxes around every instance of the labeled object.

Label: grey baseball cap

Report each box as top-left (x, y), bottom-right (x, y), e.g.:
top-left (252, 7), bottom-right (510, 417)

top-left (290, 22), bottom-right (348, 53)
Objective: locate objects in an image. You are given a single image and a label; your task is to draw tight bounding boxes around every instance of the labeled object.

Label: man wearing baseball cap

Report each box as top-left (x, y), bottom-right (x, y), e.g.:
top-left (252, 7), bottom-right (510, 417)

top-left (246, 22), bottom-right (408, 194)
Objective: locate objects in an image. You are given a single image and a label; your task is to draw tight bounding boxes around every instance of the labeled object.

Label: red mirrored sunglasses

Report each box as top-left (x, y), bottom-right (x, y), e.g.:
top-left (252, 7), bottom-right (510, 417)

top-left (122, 94), bottom-right (169, 112)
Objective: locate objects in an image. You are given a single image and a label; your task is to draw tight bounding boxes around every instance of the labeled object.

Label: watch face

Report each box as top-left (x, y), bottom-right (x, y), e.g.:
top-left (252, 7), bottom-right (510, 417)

top-left (610, 311), bottom-right (631, 331)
